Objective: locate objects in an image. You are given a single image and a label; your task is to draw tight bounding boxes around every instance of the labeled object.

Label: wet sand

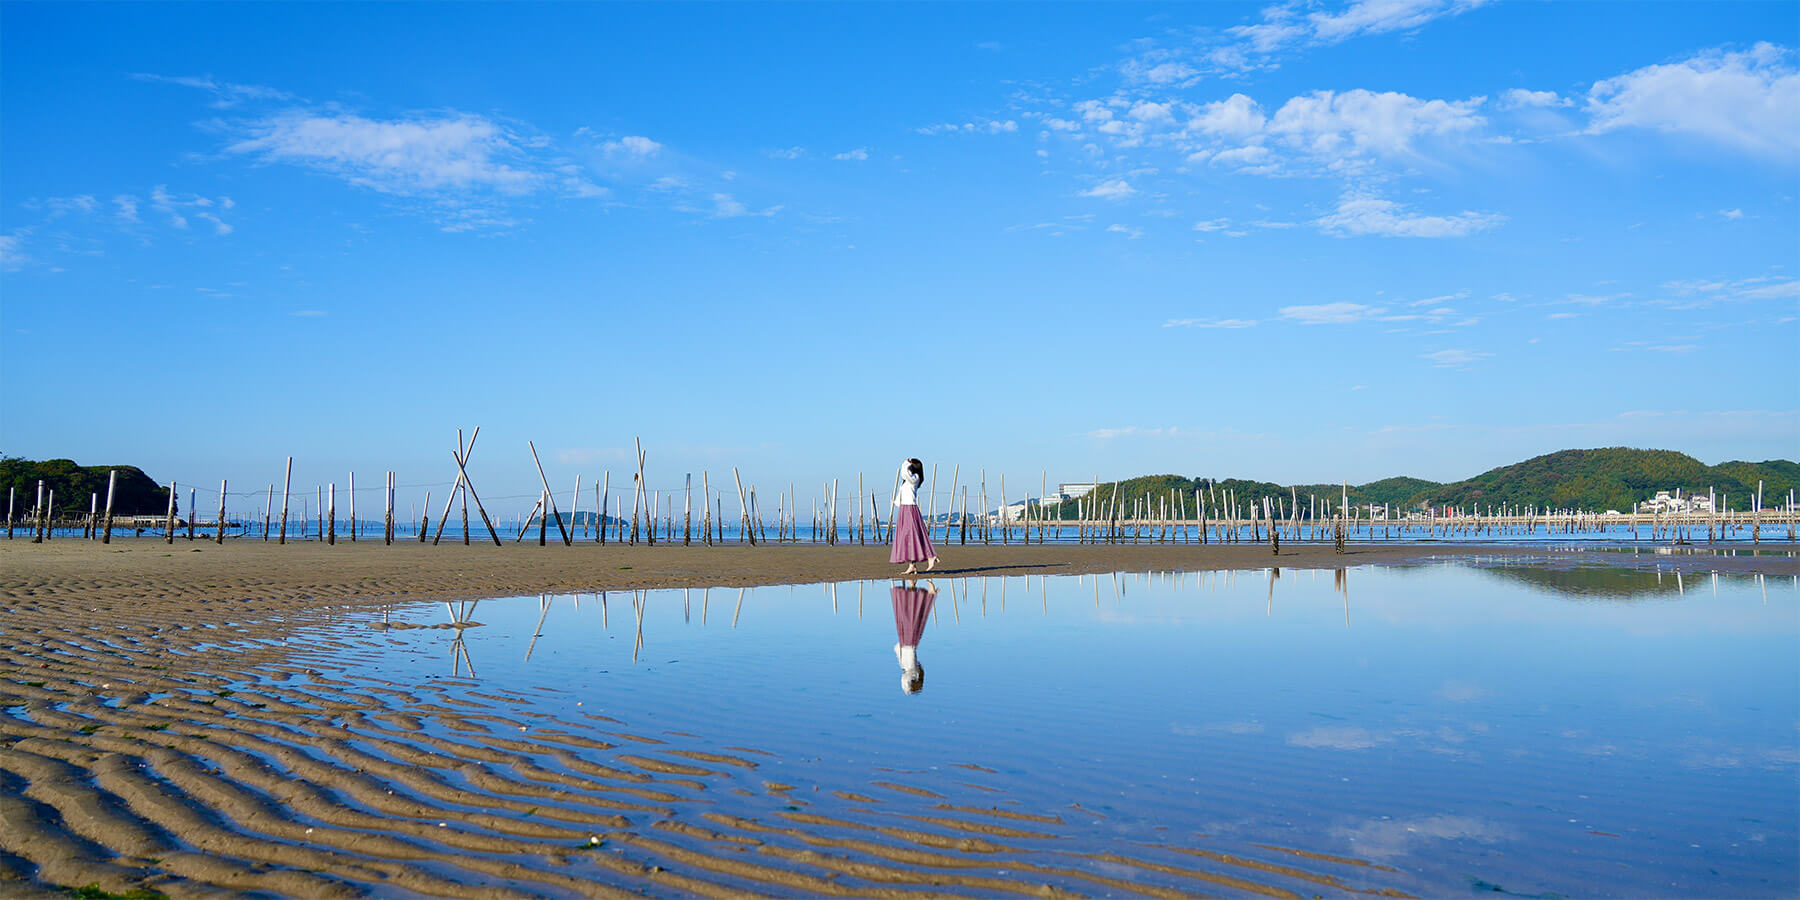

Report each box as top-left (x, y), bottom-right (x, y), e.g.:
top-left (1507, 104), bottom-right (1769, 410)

top-left (2, 540), bottom-right (1794, 898)
top-left (6, 538), bottom-right (1794, 613)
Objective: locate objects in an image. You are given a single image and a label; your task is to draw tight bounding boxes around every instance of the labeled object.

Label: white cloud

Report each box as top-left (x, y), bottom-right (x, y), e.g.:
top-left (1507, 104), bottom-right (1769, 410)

top-left (1163, 317), bottom-right (1258, 328)
top-left (1719, 208), bottom-right (1744, 219)
top-left (712, 193), bottom-right (749, 217)
top-left (1281, 302), bottom-right (1380, 325)
top-left (1585, 43), bottom-right (1800, 158)
top-left (1268, 89), bottom-right (1486, 156)
top-left (1106, 223), bottom-right (1145, 239)
top-left (1190, 94), bottom-right (1267, 139)
top-left (765, 146), bottom-right (806, 160)
top-left (1313, 192), bottom-right (1504, 238)
top-left (228, 112), bottom-right (539, 194)
top-left (1081, 426), bottom-right (1176, 439)
top-left (113, 195), bottom-right (140, 224)
top-left (1421, 348), bottom-right (1492, 367)
top-left (833, 148), bottom-right (870, 161)
top-left (0, 233), bottom-right (26, 270)
top-left (1216, 0), bottom-right (1492, 70)
top-left (603, 135), bottom-right (663, 158)
top-left (1500, 88), bottom-right (1571, 109)
top-left (917, 119), bottom-right (1018, 135)
top-left (1080, 179), bottom-right (1137, 200)
top-left (1192, 218), bottom-right (1231, 232)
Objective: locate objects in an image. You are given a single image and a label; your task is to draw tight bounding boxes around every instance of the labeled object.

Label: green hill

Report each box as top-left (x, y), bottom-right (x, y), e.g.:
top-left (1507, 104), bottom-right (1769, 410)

top-left (0, 457), bottom-right (172, 517)
top-left (1416, 448), bottom-right (1795, 512)
top-left (1045, 448), bottom-right (1794, 518)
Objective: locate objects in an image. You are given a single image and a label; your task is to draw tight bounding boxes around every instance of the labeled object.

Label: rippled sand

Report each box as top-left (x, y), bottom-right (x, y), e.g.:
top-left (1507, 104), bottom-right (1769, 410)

top-left (2, 541), bottom-right (1792, 897)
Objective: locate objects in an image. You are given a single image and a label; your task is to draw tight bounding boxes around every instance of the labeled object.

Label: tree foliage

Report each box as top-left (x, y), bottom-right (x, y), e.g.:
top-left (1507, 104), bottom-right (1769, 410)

top-left (0, 457), bottom-right (172, 517)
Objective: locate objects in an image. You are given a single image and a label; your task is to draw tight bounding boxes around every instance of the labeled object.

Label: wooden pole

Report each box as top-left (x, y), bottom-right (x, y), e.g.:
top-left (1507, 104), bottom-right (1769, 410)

top-left (684, 474), bottom-right (693, 546)
top-left (4, 486), bottom-right (10, 539)
top-left (701, 471), bottom-right (710, 546)
top-left (185, 487), bottom-right (196, 540)
top-left (384, 471), bottom-right (395, 544)
top-left (163, 481), bottom-right (177, 544)
top-left (327, 483), bottom-right (337, 545)
top-left (215, 479), bottom-right (227, 543)
top-left (527, 440), bottom-right (573, 546)
top-left (263, 484), bottom-right (273, 541)
top-left (600, 470), bottom-right (611, 544)
top-left (734, 468), bottom-right (754, 545)
top-left (348, 471), bottom-right (357, 542)
top-left (569, 473), bottom-right (582, 544)
top-left (278, 458), bottom-right (292, 544)
top-left (101, 470), bottom-right (117, 544)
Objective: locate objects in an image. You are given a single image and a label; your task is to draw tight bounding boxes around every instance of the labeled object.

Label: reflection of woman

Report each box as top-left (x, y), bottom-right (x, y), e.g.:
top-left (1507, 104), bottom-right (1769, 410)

top-left (891, 581), bottom-right (936, 694)
top-left (890, 458), bottom-right (938, 575)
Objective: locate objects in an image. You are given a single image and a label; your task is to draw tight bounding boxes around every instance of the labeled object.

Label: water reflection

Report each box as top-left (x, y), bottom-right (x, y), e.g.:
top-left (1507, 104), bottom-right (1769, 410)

top-left (890, 581), bottom-right (936, 694)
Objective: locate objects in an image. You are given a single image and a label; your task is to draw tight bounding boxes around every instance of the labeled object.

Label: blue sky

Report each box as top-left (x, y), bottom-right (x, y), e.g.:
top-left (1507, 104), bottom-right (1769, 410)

top-left (2, 1), bottom-right (1796, 513)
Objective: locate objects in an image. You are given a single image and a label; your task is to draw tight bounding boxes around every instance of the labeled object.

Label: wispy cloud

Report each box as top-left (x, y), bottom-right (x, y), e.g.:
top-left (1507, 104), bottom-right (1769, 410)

top-left (1163, 317), bottom-right (1258, 328)
top-left (1313, 192), bottom-right (1503, 238)
top-left (227, 112), bottom-right (541, 195)
top-left (1081, 426), bottom-right (1177, 439)
top-left (1080, 179), bottom-right (1137, 200)
top-left (1421, 348), bottom-right (1492, 368)
top-left (916, 118), bottom-right (1018, 135)
top-left (1280, 302), bottom-right (1382, 325)
top-left (1106, 223), bottom-right (1145, 239)
top-left (832, 147), bottom-right (870, 161)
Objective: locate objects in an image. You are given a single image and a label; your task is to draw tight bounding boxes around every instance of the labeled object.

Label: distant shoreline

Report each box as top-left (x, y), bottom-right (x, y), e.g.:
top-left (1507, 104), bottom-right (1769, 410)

top-left (5, 539), bottom-right (1794, 615)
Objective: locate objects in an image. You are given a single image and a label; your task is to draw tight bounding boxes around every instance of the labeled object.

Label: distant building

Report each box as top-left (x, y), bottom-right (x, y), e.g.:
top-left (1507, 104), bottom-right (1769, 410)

top-left (1635, 490), bottom-right (1715, 514)
top-left (1058, 482), bottom-right (1098, 499)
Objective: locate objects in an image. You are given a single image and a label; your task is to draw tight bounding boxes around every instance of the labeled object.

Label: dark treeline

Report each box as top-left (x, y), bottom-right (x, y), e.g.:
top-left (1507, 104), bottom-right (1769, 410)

top-left (0, 457), bottom-right (172, 516)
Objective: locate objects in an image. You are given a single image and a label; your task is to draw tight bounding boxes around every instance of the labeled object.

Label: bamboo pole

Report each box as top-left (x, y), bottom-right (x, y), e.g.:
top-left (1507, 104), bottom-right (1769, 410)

top-left (215, 479), bottom-right (227, 543)
top-left (684, 474), bottom-right (693, 545)
top-left (186, 488), bottom-right (196, 541)
top-left (327, 483), bottom-right (336, 545)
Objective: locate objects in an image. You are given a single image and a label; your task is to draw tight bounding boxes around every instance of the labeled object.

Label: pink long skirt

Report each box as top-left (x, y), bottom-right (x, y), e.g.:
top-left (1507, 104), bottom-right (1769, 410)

top-left (889, 504), bottom-right (937, 564)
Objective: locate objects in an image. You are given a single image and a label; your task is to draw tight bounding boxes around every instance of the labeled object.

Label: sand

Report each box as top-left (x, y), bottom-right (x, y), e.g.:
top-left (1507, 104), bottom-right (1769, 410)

top-left (2, 539), bottom-right (1793, 898)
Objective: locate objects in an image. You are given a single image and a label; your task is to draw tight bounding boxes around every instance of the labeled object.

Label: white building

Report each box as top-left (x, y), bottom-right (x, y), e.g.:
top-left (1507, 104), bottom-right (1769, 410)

top-left (1058, 482), bottom-right (1098, 499)
top-left (1635, 490), bottom-right (1715, 514)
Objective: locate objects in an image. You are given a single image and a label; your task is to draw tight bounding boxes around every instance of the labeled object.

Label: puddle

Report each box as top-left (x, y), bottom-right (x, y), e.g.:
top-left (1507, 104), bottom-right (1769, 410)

top-left (244, 564), bottom-right (1800, 897)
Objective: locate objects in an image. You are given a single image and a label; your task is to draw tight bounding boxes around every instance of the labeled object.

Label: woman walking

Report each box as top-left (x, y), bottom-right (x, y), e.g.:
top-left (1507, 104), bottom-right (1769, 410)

top-left (890, 457), bottom-right (938, 575)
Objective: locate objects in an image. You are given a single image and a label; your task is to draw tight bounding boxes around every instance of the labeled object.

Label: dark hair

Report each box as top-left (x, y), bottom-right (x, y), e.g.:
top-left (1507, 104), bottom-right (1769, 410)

top-left (907, 458), bottom-right (924, 482)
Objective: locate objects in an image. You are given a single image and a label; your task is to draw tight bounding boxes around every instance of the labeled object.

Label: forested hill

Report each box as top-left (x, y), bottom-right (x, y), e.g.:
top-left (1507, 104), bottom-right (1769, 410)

top-left (0, 457), bottom-right (172, 516)
top-left (1420, 449), bottom-right (1795, 512)
top-left (1048, 449), bottom-right (1795, 517)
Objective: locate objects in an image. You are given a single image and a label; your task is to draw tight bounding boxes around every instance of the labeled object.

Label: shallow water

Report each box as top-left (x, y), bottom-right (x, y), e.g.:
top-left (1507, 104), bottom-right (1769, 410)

top-left (294, 562), bottom-right (1798, 897)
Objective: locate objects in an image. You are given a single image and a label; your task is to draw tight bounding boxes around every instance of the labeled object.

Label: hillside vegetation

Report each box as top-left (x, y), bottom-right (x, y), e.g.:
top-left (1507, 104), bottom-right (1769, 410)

top-left (0, 457), bottom-right (172, 517)
top-left (1042, 448), bottom-right (1794, 517)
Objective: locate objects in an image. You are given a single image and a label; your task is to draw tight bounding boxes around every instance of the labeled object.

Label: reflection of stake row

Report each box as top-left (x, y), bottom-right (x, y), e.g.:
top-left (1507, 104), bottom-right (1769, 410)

top-left (0, 594), bottom-right (1416, 899)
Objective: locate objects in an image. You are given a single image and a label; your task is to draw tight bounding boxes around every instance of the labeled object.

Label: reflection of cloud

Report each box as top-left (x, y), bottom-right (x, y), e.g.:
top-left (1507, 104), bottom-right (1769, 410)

top-left (1333, 814), bottom-right (1514, 860)
top-left (1288, 725), bottom-right (1388, 750)
top-left (1173, 720), bottom-right (1265, 736)
top-left (1435, 680), bottom-right (1488, 702)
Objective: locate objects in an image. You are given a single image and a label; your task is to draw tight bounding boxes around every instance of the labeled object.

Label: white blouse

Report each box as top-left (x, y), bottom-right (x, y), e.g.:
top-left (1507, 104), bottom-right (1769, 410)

top-left (894, 466), bottom-right (922, 506)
